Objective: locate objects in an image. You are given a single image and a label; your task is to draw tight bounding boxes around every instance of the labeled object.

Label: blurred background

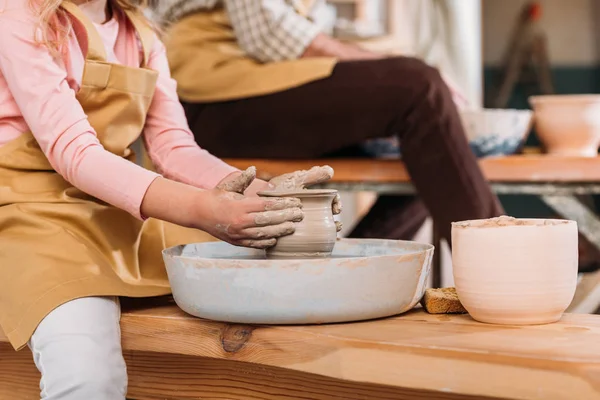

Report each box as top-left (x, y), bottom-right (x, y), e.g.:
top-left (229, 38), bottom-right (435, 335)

top-left (328, 0), bottom-right (600, 285)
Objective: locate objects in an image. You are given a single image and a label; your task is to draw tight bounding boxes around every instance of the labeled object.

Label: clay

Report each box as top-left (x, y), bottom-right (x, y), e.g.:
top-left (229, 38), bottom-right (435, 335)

top-left (452, 217), bottom-right (578, 325)
top-left (266, 166), bottom-right (341, 231)
top-left (268, 166), bottom-right (334, 190)
top-left (263, 197), bottom-right (303, 211)
top-left (253, 209), bottom-right (303, 226)
top-left (258, 189), bottom-right (338, 258)
top-left (332, 193), bottom-right (342, 215)
top-left (453, 215), bottom-right (569, 228)
top-left (216, 166), bottom-right (256, 193)
top-left (243, 222), bottom-right (296, 240)
top-left (335, 220), bottom-right (343, 232)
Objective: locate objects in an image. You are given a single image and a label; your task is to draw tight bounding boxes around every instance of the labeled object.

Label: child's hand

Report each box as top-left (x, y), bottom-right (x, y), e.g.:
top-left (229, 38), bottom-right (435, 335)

top-left (140, 173), bottom-right (302, 248)
top-left (216, 166), bottom-right (259, 193)
top-left (267, 165), bottom-right (334, 190)
top-left (196, 189), bottom-right (303, 249)
top-left (197, 167), bottom-right (303, 249)
top-left (216, 165), bottom-right (342, 235)
top-left (267, 165), bottom-right (343, 232)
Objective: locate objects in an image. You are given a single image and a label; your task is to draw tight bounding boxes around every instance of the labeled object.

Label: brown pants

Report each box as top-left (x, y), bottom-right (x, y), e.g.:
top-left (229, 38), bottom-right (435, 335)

top-left (182, 57), bottom-right (504, 243)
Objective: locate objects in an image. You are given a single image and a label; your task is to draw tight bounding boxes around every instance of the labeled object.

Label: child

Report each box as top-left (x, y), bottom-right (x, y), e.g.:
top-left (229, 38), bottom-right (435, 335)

top-left (0, 0), bottom-right (337, 398)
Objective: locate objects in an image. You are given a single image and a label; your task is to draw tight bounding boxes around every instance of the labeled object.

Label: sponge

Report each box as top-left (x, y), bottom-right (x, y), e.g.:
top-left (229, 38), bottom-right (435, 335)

top-left (421, 287), bottom-right (468, 314)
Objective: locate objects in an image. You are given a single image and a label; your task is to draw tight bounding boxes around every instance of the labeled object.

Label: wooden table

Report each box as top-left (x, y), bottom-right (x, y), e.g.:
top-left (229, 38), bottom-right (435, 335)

top-left (224, 154), bottom-right (600, 186)
top-left (3, 297), bottom-right (600, 400)
top-left (225, 156), bottom-right (600, 314)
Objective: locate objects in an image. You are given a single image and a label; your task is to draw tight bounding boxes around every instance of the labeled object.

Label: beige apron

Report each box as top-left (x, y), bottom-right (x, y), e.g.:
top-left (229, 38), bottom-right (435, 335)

top-left (0, 1), bottom-right (214, 350)
top-left (163, 0), bottom-right (338, 102)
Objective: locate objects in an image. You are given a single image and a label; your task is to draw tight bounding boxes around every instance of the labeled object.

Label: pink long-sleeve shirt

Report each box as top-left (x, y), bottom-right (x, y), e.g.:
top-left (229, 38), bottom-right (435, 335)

top-left (0, 1), bottom-right (236, 218)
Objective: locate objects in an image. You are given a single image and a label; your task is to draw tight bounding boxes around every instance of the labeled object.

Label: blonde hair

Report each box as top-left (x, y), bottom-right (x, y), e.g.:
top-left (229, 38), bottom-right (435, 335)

top-left (30, 0), bottom-right (147, 55)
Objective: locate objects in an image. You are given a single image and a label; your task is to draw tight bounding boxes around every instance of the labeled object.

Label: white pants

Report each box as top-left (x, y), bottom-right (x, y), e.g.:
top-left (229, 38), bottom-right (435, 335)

top-left (28, 297), bottom-right (128, 400)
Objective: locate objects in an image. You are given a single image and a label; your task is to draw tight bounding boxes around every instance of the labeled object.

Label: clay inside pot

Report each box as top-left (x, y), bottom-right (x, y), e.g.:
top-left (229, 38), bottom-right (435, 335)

top-left (258, 189), bottom-right (338, 259)
top-left (453, 215), bottom-right (570, 228)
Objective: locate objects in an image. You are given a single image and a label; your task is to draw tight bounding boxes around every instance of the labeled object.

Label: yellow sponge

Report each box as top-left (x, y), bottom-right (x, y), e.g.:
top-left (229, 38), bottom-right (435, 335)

top-left (421, 287), bottom-right (468, 314)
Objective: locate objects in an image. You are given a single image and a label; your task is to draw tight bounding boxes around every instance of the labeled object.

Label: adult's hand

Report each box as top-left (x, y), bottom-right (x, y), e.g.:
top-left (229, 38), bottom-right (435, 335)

top-left (302, 33), bottom-right (383, 61)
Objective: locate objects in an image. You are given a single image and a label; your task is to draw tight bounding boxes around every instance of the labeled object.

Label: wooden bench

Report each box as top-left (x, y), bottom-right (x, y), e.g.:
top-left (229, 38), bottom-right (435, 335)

top-left (3, 296), bottom-right (600, 400)
top-left (225, 155), bottom-right (600, 314)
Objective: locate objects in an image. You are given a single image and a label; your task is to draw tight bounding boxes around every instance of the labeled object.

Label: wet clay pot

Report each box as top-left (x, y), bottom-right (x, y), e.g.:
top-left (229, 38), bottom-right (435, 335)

top-left (259, 189), bottom-right (338, 259)
top-left (452, 216), bottom-right (578, 325)
top-left (529, 95), bottom-right (600, 157)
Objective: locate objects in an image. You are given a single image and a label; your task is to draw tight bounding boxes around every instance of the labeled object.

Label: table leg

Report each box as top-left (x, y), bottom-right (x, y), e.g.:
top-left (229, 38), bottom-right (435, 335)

top-left (432, 224), bottom-right (442, 288)
top-left (540, 195), bottom-right (600, 313)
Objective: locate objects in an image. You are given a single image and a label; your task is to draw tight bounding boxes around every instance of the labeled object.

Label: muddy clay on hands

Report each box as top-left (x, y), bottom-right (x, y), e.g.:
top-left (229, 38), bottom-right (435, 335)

top-left (268, 165), bottom-right (334, 190)
top-left (258, 189), bottom-right (339, 259)
top-left (215, 166), bottom-right (304, 249)
top-left (452, 216), bottom-right (578, 325)
top-left (217, 166), bottom-right (341, 256)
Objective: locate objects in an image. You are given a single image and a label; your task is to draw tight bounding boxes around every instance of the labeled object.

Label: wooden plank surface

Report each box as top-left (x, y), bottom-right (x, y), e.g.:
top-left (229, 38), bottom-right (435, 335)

top-left (3, 297), bottom-right (600, 399)
top-left (0, 341), bottom-right (502, 400)
top-left (119, 299), bottom-right (600, 400)
top-left (224, 156), bottom-right (600, 183)
top-left (0, 342), bottom-right (39, 399)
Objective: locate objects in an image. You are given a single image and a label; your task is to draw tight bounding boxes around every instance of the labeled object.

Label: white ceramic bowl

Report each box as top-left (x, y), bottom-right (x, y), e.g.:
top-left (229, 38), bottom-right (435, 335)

top-left (162, 239), bottom-right (433, 325)
top-left (529, 95), bottom-right (600, 157)
top-left (452, 217), bottom-right (578, 325)
top-left (459, 108), bottom-right (533, 157)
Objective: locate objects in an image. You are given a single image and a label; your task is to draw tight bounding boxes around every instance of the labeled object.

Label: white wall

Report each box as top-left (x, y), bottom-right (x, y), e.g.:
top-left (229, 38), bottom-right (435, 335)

top-left (483, 0), bottom-right (599, 67)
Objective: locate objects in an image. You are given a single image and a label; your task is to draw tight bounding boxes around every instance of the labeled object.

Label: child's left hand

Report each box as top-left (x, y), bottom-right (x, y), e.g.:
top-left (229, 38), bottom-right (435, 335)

top-left (267, 165), bottom-right (334, 190)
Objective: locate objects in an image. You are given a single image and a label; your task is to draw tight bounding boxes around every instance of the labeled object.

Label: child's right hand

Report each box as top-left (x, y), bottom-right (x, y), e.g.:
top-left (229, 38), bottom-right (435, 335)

top-left (200, 166), bottom-right (303, 248)
top-left (141, 175), bottom-right (303, 249)
top-left (194, 188), bottom-right (303, 249)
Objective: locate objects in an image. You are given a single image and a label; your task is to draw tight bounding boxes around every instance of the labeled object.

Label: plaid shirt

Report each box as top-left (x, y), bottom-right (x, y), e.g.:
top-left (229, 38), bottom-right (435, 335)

top-left (150, 0), bottom-right (330, 62)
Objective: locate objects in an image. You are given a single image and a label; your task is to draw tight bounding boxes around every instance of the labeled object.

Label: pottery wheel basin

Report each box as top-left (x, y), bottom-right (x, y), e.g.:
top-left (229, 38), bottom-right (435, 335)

top-left (162, 239), bottom-right (433, 325)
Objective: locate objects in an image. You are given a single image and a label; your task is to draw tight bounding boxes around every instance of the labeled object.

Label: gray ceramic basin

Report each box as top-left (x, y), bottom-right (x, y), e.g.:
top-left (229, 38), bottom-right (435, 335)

top-left (162, 238), bottom-right (433, 325)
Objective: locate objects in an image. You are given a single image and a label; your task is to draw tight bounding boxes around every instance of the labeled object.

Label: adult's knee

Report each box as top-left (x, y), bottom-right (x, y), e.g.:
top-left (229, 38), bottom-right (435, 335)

top-left (382, 57), bottom-right (443, 85)
top-left (408, 59), bottom-right (448, 98)
top-left (394, 58), bottom-right (456, 120)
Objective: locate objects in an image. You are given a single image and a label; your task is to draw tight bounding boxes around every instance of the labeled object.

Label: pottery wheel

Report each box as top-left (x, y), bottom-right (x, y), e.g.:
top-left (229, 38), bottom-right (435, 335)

top-left (162, 239), bottom-right (433, 325)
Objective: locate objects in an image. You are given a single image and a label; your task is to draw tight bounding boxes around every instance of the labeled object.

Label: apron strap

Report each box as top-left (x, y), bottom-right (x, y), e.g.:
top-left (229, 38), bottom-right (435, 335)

top-left (123, 10), bottom-right (155, 68)
top-left (60, 1), bottom-right (108, 62)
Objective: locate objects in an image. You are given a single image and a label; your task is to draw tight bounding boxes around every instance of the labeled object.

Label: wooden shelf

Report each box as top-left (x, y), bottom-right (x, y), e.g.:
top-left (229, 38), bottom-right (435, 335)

top-left (224, 155), bottom-right (600, 183)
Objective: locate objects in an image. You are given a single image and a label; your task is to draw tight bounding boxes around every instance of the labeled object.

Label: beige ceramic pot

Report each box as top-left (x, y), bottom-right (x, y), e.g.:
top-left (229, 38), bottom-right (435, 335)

top-left (452, 216), bottom-right (578, 325)
top-left (259, 189), bottom-right (338, 258)
top-left (529, 95), bottom-right (600, 157)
